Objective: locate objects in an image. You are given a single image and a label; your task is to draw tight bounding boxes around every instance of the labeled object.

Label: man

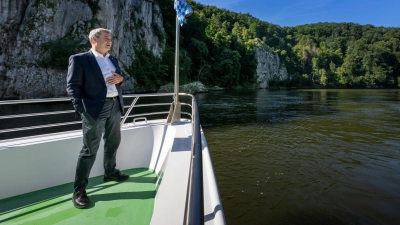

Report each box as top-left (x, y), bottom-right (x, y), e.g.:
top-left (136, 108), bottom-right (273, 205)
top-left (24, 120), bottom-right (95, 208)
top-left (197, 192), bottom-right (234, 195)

top-left (67, 28), bottom-right (129, 209)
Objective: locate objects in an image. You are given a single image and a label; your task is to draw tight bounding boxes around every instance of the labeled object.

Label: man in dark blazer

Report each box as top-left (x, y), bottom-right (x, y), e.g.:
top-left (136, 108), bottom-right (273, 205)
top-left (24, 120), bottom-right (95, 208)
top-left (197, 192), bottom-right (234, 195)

top-left (67, 28), bottom-right (129, 208)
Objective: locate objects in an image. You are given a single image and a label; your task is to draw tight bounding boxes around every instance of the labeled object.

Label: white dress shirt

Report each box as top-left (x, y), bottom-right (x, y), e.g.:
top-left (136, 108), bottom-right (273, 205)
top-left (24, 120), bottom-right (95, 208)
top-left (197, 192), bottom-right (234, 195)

top-left (91, 49), bottom-right (119, 97)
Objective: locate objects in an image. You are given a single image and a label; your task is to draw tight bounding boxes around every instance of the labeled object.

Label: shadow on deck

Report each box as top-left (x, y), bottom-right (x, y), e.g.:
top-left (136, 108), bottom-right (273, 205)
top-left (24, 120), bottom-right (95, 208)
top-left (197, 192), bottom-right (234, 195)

top-left (0, 168), bottom-right (157, 225)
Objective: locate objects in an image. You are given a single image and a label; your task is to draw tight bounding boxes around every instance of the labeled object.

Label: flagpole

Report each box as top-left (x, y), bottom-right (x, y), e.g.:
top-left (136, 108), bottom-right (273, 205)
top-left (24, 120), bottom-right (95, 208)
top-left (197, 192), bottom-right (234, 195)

top-left (168, 0), bottom-right (194, 124)
top-left (174, 17), bottom-right (180, 106)
top-left (167, 14), bottom-right (181, 124)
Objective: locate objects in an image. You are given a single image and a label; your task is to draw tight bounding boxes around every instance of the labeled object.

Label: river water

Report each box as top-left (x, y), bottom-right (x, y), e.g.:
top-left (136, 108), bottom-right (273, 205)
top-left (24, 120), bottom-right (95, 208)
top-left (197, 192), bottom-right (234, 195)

top-left (196, 89), bottom-right (400, 225)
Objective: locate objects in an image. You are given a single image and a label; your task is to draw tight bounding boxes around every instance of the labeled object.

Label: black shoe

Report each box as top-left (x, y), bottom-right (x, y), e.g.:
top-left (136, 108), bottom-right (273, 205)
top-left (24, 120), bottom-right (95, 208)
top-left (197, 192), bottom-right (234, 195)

top-left (72, 189), bottom-right (91, 208)
top-left (103, 169), bottom-right (129, 182)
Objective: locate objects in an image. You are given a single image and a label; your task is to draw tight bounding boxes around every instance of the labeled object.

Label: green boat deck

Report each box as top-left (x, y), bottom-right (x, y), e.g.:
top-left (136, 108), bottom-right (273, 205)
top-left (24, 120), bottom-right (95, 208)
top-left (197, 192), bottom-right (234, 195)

top-left (0, 168), bottom-right (157, 225)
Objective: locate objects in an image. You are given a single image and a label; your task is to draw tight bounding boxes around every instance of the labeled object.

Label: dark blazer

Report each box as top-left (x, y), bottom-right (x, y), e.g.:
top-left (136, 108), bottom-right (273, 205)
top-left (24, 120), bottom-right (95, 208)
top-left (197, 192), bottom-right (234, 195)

top-left (66, 50), bottom-right (125, 120)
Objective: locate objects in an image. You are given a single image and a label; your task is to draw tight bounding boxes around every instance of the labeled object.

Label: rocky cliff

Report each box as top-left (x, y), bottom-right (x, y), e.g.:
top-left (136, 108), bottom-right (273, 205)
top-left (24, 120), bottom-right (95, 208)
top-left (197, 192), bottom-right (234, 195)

top-left (254, 40), bottom-right (288, 88)
top-left (0, 1), bottom-right (286, 99)
top-left (0, 0), bottom-right (165, 99)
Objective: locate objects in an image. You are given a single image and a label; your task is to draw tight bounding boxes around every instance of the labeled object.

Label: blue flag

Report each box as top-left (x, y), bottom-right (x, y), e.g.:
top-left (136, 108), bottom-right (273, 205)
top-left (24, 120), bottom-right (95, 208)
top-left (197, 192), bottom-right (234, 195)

top-left (174, 0), bottom-right (193, 26)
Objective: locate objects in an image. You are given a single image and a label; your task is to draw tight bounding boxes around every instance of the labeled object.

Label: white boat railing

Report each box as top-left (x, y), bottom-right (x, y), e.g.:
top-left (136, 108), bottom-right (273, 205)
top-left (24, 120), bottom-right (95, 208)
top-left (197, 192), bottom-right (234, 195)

top-left (0, 93), bottom-right (191, 135)
top-left (184, 94), bottom-right (204, 225)
top-left (0, 93), bottom-right (205, 225)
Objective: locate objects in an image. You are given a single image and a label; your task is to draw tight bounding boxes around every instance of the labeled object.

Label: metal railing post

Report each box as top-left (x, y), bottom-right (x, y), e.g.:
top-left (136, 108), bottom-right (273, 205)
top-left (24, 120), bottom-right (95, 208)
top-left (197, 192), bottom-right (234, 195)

top-left (184, 95), bottom-right (204, 225)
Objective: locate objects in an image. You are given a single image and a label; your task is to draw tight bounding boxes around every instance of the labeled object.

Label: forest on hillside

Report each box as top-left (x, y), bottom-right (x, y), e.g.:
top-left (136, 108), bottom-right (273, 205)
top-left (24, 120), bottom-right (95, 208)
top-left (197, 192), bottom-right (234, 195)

top-left (137, 0), bottom-right (400, 89)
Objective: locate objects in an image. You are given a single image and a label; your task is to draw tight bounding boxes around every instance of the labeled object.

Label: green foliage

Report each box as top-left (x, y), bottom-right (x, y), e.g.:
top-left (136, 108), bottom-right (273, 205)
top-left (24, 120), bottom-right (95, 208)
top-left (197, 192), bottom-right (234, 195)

top-left (212, 48), bottom-right (241, 87)
top-left (287, 23), bottom-right (400, 88)
top-left (188, 38), bottom-right (209, 81)
top-left (152, 23), bottom-right (165, 44)
top-left (38, 38), bottom-right (89, 70)
top-left (158, 1), bottom-right (260, 88)
top-left (156, 2), bottom-right (400, 89)
top-left (125, 47), bottom-right (169, 90)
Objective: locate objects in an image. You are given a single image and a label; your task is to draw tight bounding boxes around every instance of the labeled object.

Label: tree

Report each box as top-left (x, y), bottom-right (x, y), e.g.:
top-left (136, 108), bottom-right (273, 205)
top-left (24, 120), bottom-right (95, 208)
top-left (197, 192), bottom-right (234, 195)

top-left (213, 48), bottom-right (241, 87)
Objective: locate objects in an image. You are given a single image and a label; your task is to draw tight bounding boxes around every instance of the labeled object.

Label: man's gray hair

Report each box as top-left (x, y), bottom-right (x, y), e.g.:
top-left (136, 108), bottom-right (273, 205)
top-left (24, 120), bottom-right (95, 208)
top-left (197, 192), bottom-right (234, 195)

top-left (88, 28), bottom-right (111, 42)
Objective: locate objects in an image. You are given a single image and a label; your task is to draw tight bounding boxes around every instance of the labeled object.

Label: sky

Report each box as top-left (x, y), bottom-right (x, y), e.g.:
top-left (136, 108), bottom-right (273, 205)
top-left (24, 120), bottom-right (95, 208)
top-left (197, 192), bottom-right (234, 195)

top-left (192, 0), bottom-right (400, 28)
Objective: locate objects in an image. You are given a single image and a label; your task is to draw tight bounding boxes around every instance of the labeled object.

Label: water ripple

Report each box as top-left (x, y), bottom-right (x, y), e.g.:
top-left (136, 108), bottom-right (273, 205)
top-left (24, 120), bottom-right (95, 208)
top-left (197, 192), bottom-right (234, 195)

top-left (199, 89), bottom-right (400, 225)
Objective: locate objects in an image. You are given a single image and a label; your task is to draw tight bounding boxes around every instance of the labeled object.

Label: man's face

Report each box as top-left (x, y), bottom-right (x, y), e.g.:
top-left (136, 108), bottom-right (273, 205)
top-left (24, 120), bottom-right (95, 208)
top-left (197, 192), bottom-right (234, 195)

top-left (93, 31), bottom-right (112, 55)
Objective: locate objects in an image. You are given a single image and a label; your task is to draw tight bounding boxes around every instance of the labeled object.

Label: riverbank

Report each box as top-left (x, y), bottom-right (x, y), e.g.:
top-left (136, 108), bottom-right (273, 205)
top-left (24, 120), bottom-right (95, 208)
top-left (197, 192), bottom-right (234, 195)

top-left (2, 84), bottom-right (398, 101)
top-left (158, 81), bottom-right (228, 94)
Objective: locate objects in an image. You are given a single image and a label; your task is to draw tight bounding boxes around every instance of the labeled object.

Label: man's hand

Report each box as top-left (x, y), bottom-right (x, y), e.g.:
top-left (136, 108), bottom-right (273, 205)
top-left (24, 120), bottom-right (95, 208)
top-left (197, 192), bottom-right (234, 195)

top-left (106, 72), bottom-right (124, 85)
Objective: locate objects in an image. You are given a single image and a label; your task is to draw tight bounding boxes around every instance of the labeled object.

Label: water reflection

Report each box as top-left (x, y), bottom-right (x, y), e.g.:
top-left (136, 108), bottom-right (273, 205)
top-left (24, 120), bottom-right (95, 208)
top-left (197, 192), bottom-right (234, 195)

top-left (198, 89), bottom-right (400, 225)
top-left (196, 89), bottom-right (258, 127)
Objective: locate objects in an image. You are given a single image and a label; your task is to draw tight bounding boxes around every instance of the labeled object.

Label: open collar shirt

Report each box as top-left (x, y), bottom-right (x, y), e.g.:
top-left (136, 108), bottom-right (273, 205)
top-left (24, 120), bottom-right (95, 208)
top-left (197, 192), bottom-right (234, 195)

top-left (91, 49), bottom-right (118, 97)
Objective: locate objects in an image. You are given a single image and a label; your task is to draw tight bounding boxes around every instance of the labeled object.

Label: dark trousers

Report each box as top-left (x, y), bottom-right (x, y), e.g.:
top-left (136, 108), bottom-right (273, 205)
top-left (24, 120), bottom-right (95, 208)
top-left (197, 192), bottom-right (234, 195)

top-left (74, 100), bottom-right (121, 192)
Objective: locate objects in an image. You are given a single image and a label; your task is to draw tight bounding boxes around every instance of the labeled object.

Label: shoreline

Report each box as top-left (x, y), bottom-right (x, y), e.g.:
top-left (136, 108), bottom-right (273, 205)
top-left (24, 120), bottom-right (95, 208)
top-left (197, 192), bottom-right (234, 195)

top-left (1, 87), bottom-right (399, 101)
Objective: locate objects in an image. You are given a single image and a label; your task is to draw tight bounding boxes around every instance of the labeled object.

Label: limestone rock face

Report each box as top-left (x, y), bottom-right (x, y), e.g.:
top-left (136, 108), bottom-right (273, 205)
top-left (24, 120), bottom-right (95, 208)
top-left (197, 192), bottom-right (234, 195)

top-left (255, 43), bottom-right (288, 88)
top-left (158, 81), bottom-right (208, 94)
top-left (0, 0), bottom-right (165, 99)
